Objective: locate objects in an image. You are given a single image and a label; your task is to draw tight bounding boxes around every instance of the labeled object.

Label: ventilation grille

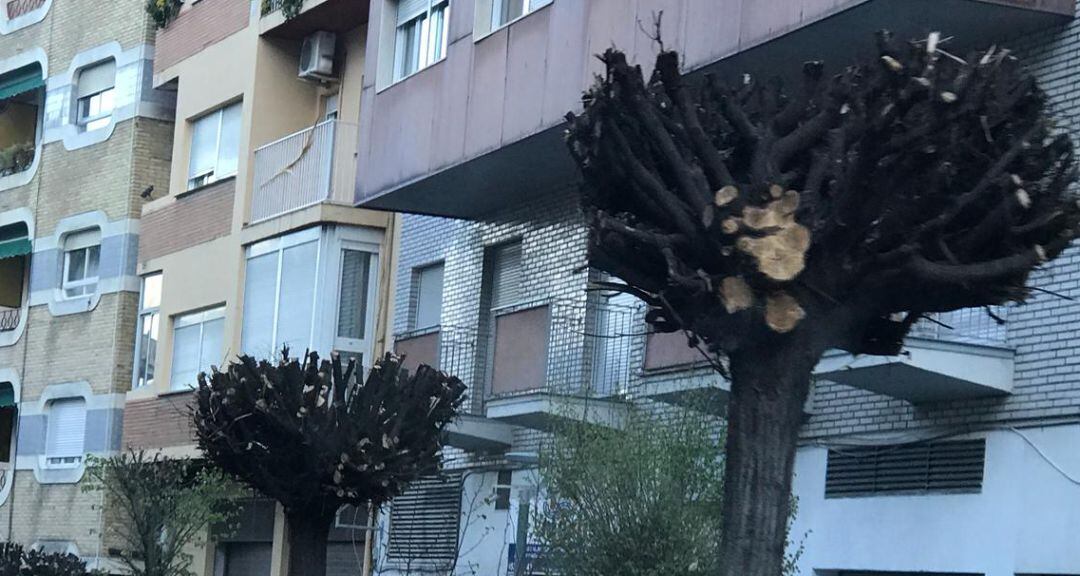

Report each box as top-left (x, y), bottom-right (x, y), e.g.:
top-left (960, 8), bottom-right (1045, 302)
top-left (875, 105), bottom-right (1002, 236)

top-left (825, 439), bottom-right (985, 498)
top-left (387, 474), bottom-right (462, 563)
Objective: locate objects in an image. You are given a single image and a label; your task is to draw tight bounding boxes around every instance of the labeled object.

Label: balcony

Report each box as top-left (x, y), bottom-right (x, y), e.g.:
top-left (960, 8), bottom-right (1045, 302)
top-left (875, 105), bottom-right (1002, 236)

top-left (0, 221), bottom-right (29, 339)
top-left (250, 119), bottom-right (358, 224)
top-left (0, 309), bottom-right (16, 332)
top-left (6, 0), bottom-right (43, 20)
top-left (638, 331), bottom-right (729, 415)
top-left (356, 0), bottom-right (1072, 220)
top-left (816, 307), bottom-right (1014, 403)
top-left (394, 325), bottom-right (516, 451)
top-left (259, 0), bottom-right (368, 39)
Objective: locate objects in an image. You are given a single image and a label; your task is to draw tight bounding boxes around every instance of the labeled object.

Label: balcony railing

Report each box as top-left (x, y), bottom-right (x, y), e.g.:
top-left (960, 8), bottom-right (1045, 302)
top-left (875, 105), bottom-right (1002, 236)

top-left (394, 298), bottom-right (1011, 416)
top-left (482, 299), bottom-right (641, 399)
top-left (6, 0), bottom-right (44, 19)
top-left (910, 306), bottom-right (1008, 346)
top-left (250, 119), bottom-right (358, 223)
top-left (0, 308), bottom-right (18, 332)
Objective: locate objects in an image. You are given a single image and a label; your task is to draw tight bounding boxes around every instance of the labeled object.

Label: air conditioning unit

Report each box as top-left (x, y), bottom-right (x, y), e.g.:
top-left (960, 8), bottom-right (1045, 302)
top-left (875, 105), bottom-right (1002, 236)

top-left (299, 31), bottom-right (336, 81)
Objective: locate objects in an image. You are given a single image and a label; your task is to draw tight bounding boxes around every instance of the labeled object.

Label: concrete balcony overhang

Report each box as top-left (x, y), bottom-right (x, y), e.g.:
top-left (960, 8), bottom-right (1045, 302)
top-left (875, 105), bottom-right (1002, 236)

top-left (445, 414), bottom-right (516, 452)
top-left (815, 337), bottom-right (1014, 403)
top-left (643, 372), bottom-right (730, 417)
top-left (356, 0), bottom-right (1071, 220)
top-left (260, 0), bottom-right (369, 38)
top-left (485, 392), bottom-right (630, 431)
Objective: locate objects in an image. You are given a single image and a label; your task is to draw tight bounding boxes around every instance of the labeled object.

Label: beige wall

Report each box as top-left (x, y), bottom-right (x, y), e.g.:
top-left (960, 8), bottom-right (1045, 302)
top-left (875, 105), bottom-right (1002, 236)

top-left (133, 5), bottom-right (397, 434)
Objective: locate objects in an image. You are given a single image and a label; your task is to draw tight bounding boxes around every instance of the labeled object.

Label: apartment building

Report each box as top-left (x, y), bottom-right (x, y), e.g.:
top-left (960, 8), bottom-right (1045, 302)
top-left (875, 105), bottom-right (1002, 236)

top-left (355, 1), bottom-right (1080, 575)
top-left (117, 1), bottom-right (397, 574)
top-left (0, 0), bottom-right (174, 569)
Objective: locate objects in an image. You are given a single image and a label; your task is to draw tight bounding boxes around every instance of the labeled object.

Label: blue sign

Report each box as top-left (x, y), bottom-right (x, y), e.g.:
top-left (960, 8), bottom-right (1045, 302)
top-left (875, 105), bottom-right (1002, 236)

top-left (506, 543), bottom-right (546, 575)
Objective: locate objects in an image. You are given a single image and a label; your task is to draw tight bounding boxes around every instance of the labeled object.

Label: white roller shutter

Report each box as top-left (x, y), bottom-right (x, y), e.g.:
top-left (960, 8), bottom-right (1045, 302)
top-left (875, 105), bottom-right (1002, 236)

top-left (77, 60), bottom-right (115, 99)
top-left (397, 0), bottom-right (429, 23)
top-left (490, 243), bottom-right (522, 309)
top-left (45, 398), bottom-right (86, 461)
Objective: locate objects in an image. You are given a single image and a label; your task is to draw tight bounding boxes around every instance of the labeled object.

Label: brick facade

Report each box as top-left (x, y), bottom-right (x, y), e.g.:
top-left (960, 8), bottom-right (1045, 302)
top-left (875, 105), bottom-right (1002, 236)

top-left (153, 0), bottom-right (251, 75)
top-left (121, 393), bottom-right (197, 451)
top-left (138, 178), bottom-right (235, 263)
top-left (0, 0), bottom-right (176, 561)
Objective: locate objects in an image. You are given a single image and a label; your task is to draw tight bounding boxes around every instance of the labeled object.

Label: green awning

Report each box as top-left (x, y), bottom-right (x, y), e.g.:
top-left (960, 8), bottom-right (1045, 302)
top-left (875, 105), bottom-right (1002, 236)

top-left (0, 385), bottom-right (13, 408)
top-left (0, 237), bottom-right (29, 261)
top-left (0, 65), bottom-right (43, 101)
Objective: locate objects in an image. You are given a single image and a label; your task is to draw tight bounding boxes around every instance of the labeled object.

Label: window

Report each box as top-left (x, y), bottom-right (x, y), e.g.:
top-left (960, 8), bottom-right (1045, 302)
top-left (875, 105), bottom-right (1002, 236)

top-left (75, 60), bottom-right (115, 132)
top-left (0, 63), bottom-right (44, 179)
top-left (0, 382), bottom-right (14, 464)
top-left (45, 398), bottom-right (86, 468)
top-left (61, 228), bottom-right (100, 299)
top-left (412, 263), bottom-right (443, 330)
top-left (133, 274), bottom-right (162, 389)
top-left (825, 439), bottom-right (986, 498)
top-left (482, 0), bottom-right (550, 34)
top-left (494, 470), bottom-right (512, 510)
top-left (393, 0), bottom-right (449, 81)
top-left (336, 504), bottom-right (369, 529)
top-left (170, 306), bottom-right (224, 391)
top-left (387, 474), bottom-right (462, 562)
top-left (0, 221), bottom-right (30, 333)
top-left (243, 228), bottom-right (380, 365)
top-left (242, 235), bottom-right (319, 358)
top-left (187, 102), bottom-right (241, 190)
top-left (490, 242), bottom-right (522, 309)
top-left (335, 248), bottom-right (378, 365)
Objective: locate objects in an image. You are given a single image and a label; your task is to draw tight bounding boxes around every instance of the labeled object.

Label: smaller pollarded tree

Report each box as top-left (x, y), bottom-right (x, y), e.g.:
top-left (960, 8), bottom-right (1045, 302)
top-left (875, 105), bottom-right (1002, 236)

top-left (82, 451), bottom-right (244, 576)
top-left (194, 350), bottom-right (466, 576)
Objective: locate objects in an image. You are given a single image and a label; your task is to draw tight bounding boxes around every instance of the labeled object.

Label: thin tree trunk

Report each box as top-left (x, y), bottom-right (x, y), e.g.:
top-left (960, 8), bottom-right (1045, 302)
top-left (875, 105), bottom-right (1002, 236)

top-left (285, 509), bottom-right (333, 576)
top-left (719, 337), bottom-right (820, 576)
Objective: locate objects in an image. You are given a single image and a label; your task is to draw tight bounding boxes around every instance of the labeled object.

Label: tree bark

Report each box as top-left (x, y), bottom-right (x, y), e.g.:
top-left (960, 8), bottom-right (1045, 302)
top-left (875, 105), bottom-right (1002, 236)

top-left (285, 509), bottom-right (333, 576)
top-left (719, 337), bottom-right (820, 576)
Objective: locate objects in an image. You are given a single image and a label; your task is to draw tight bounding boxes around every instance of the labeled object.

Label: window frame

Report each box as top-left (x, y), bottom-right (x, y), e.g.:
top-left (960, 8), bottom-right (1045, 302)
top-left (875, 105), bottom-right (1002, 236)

top-left (44, 397), bottom-right (86, 469)
top-left (242, 228), bottom-right (321, 359)
top-left (475, 0), bottom-right (551, 40)
top-left (332, 240), bottom-right (381, 367)
top-left (411, 262), bottom-right (444, 331)
top-left (60, 229), bottom-right (101, 300)
top-left (169, 306), bottom-right (225, 392)
top-left (392, 0), bottom-right (450, 82)
top-left (187, 102), bottom-right (241, 191)
top-left (77, 87), bottom-right (115, 132)
top-left (74, 59), bottom-right (117, 133)
top-left (132, 273), bottom-right (162, 390)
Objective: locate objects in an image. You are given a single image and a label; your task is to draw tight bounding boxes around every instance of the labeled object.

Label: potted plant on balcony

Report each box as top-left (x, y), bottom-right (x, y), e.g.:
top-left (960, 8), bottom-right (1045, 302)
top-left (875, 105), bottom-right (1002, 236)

top-left (145, 0), bottom-right (182, 29)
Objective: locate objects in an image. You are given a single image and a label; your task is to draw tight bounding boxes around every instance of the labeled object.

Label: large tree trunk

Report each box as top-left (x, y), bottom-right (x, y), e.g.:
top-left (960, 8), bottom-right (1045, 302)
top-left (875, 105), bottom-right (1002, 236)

top-left (719, 337), bottom-right (820, 576)
top-left (285, 509), bottom-right (333, 576)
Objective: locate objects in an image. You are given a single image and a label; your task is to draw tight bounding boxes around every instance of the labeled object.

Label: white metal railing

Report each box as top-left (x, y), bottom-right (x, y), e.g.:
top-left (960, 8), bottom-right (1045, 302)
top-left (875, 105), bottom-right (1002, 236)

top-left (910, 306), bottom-right (1009, 346)
top-left (250, 119), bottom-right (359, 223)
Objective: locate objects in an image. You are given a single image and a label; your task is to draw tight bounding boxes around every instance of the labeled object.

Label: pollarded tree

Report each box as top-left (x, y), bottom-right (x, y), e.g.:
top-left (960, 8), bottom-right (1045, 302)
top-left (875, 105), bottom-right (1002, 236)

top-left (565, 31), bottom-right (1079, 576)
top-left (194, 351), bottom-right (466, 576)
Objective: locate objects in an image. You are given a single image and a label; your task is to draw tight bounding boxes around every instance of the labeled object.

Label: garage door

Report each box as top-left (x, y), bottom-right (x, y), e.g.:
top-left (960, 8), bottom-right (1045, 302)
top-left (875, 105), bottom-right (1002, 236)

top-left (223, 543), bottom-right (272, 576)
top-left (326, 543), bottom-right (364, 576)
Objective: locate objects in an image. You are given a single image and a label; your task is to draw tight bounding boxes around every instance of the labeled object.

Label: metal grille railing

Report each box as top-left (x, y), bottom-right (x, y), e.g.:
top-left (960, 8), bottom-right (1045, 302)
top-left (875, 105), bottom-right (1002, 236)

top-left (0, 308), bottom-right (18, 332)
top-left (546, 299), bottom-right (640, 397)
top-left (909, 306), bottom-right (1008, 346)
top-left (436, 325), bottom-right (482, 415)
top-left (6, 0), bottom-right (44, 19)
top-left (250, 119), bottom-right (358, 223)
